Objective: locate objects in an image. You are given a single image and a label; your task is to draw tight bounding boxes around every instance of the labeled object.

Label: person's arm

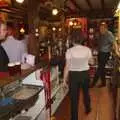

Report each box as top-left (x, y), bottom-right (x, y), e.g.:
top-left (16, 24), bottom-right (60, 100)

top-left (88, 48), bottom-right (94, 65)
top-left (63, 49), bottom-right (70, 87)
top-left (108, 31), bottom-right (115, 43)
top-left (63, 60), bottom-right (69, 84)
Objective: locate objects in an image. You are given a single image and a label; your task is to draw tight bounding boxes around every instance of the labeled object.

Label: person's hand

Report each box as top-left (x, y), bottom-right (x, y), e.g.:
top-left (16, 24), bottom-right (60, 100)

top-left (62, 80), bottom-right (68, 90)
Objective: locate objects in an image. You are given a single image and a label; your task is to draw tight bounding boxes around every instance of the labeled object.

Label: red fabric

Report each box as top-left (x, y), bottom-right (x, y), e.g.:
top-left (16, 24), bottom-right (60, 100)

top-left (40, 69), bottom-right (51, 107)
top-left (0, 72), bottom-right (9, 78)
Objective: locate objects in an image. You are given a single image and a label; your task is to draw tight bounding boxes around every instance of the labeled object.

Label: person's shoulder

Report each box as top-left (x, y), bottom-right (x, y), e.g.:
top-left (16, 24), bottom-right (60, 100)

top-left (107, 31), bottom-right (114, 36)
top-left (82, 45), bottom-right (90, 50)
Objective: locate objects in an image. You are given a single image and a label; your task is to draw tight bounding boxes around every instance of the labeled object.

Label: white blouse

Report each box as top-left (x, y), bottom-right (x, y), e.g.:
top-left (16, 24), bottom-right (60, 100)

top-left (66, 45), bottom-right (92, 71)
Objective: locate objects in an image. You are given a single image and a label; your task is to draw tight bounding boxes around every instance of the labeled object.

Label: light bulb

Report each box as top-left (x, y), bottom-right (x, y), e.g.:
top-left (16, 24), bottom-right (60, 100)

top-left (69, 21), bottom-right (73, 26)
top-left (20, 28), bottom-right (25, 33)
top-left (52, 27), bottom-right (56, 31)
top-left (52, 8), bottom-right (58, 15)
top-left (16, 0), bottom-right (24, 3)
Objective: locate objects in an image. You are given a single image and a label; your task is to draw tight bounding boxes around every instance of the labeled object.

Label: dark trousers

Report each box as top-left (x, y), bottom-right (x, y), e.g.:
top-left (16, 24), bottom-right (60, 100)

top-left (92, 52), bottom-right (110, 86)
top-left (69, 71), bottom-right (90, 120)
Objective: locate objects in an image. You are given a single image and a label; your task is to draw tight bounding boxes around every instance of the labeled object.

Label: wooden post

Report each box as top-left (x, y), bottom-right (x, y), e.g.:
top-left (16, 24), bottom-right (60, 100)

top-left (118, 11), bottom-right (120, 40)
top-left (27, 0), bottom-right (40, 56)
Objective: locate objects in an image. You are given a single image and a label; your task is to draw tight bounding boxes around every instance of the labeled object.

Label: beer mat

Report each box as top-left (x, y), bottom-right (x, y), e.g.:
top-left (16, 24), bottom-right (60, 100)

top-left (14, 116), bottom-right (31, 120)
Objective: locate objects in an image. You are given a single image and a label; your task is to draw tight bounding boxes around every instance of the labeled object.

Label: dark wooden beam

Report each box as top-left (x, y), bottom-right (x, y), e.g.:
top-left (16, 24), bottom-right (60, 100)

top-left (65, 8), bottom-right (114, 18)
top-left (85, 0), bottom-right (93, 9)
top-left (101, 0), bottom-right (105, 10)
top-left (0, 9), bottom-right (24, 19)
top-left (87, 9), bottom-right (114, 18)
top-left (0, 8), bottom-right (26, 16)
top-left (11, 0), bottom-right (14, 7)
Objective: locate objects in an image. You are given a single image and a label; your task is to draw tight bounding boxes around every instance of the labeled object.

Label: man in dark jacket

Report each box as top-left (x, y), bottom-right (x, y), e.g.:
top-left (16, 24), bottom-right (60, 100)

top-left (0, 21), bottom-right (9, 72)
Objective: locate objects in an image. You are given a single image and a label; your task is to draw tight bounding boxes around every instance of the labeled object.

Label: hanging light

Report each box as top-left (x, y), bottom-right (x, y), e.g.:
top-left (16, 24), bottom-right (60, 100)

top-left (74, 22), bottom-right (77, 26)
top-left (59, 28), bottom-right (62, 32)
top-left (20, 28), bottom-right (25, 34)
top-left (69, 21), bottom-right (73, 26)
top-left (52, 8), bottom-right (58, 15)
top-left (16, 0), bottom-right (24, 3)
top-left (52, 27), bottom-right (56, 31)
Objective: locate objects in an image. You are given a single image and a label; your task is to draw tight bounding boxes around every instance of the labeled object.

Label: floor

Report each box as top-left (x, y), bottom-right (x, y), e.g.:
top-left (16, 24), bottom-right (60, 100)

top-left (54, 87), bottom-right (114, 120)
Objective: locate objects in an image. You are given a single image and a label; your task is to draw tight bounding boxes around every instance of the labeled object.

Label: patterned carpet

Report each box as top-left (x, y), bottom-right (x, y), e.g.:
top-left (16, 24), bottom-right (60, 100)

top-left (54, 87), bottom-right (114, 120)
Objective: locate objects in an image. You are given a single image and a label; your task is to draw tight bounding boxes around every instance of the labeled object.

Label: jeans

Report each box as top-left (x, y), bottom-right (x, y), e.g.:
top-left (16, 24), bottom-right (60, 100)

top-left (92, 51), bottom-right (110, 86)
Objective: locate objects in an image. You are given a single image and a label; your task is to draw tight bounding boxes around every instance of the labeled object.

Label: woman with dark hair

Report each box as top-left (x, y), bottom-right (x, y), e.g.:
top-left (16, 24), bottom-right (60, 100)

top-left (63, 28), bottom-right (92, 120)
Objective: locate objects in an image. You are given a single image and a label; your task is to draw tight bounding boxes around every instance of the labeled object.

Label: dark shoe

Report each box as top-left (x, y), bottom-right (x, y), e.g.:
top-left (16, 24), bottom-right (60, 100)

top-left (85, 108), bottom-right (91, 115)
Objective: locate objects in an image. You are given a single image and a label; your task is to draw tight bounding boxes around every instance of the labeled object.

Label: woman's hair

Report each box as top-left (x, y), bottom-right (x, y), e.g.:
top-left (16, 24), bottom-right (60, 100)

top-left (70, 28), bottom-right (85, 45)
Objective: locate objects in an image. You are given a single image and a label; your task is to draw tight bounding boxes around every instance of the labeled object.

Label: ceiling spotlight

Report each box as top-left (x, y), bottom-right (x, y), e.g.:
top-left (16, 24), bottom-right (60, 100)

top-left (69, 21), bottom-right (73, 26)
top-left (16, 0), bottom-right (24, 3)
top-left (52, 8), bottom-right (58, 15)
top-left (59, 28), bottom-right (62, 31)
top-left (52, 27), bottom-right (56, 31)
top-left (20, 28), bottom-right (25, 33)
top-left (74, 22), bottom-right (77, 26)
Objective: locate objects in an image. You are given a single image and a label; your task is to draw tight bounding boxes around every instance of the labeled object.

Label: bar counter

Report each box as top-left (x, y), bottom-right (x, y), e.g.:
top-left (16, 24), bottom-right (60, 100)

top-left (0, 61), bottom-right (48, 120)
top-left (0, 61), bottom-right (47, 88)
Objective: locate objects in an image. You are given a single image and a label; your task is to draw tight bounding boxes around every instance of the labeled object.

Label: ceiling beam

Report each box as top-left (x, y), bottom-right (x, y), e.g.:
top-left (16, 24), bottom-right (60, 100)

top-left (0, 8), bottom-right (26, 16)
top-left (65, 8), bottom-right (113, 18)
top-left (87, 9), bottom-right (113, 18)
top-left (0, 9), bottom-right (24, 19)
top-left (85, 0), bottom-right (93, 9)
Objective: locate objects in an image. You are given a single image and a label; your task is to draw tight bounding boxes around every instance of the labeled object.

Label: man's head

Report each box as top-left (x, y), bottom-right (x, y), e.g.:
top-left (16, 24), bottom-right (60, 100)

top-left (99, 22), bottom-right (108, 35)
top-left (0, 21), bottom-right (7, 40)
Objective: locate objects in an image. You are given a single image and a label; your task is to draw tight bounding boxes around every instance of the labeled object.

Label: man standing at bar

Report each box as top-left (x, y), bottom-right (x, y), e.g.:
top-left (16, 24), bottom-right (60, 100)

top-left (1, 22), bottom-right (27, 63)
top-left (91, 22), bottom-right (114, 87)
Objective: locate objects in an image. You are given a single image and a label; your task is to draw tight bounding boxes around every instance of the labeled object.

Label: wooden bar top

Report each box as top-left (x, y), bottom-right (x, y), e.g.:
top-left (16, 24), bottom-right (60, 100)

top-left (0, 62), bottom-right (48, 88)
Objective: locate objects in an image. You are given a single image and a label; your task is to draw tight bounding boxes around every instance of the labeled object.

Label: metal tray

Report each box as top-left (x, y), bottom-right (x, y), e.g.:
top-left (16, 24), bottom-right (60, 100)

top-left (0, 85), bottom-right (42, 119)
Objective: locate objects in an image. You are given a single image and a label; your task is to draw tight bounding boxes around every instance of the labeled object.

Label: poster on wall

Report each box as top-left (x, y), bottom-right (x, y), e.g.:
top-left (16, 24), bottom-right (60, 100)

top-left (0, 0), bottom-right (11, 7)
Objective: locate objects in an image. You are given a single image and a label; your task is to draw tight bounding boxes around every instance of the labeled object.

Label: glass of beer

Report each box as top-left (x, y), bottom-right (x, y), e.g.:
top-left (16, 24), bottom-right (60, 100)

top-left (15, 62), bottom-right (21, 75)
top-left (8, 63), bottom-right (15, 76)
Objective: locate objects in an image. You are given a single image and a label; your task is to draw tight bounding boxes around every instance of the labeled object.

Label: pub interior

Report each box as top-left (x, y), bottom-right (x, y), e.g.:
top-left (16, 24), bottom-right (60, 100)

top-left (0, 0), bottom-right (120, 120)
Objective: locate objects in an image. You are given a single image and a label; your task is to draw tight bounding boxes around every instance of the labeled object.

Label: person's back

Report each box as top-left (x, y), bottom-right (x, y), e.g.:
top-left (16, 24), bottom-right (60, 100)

top-left (67, 45), bottom-right (91, 71)
top-left (2, 36), bottom-right (26, 62)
